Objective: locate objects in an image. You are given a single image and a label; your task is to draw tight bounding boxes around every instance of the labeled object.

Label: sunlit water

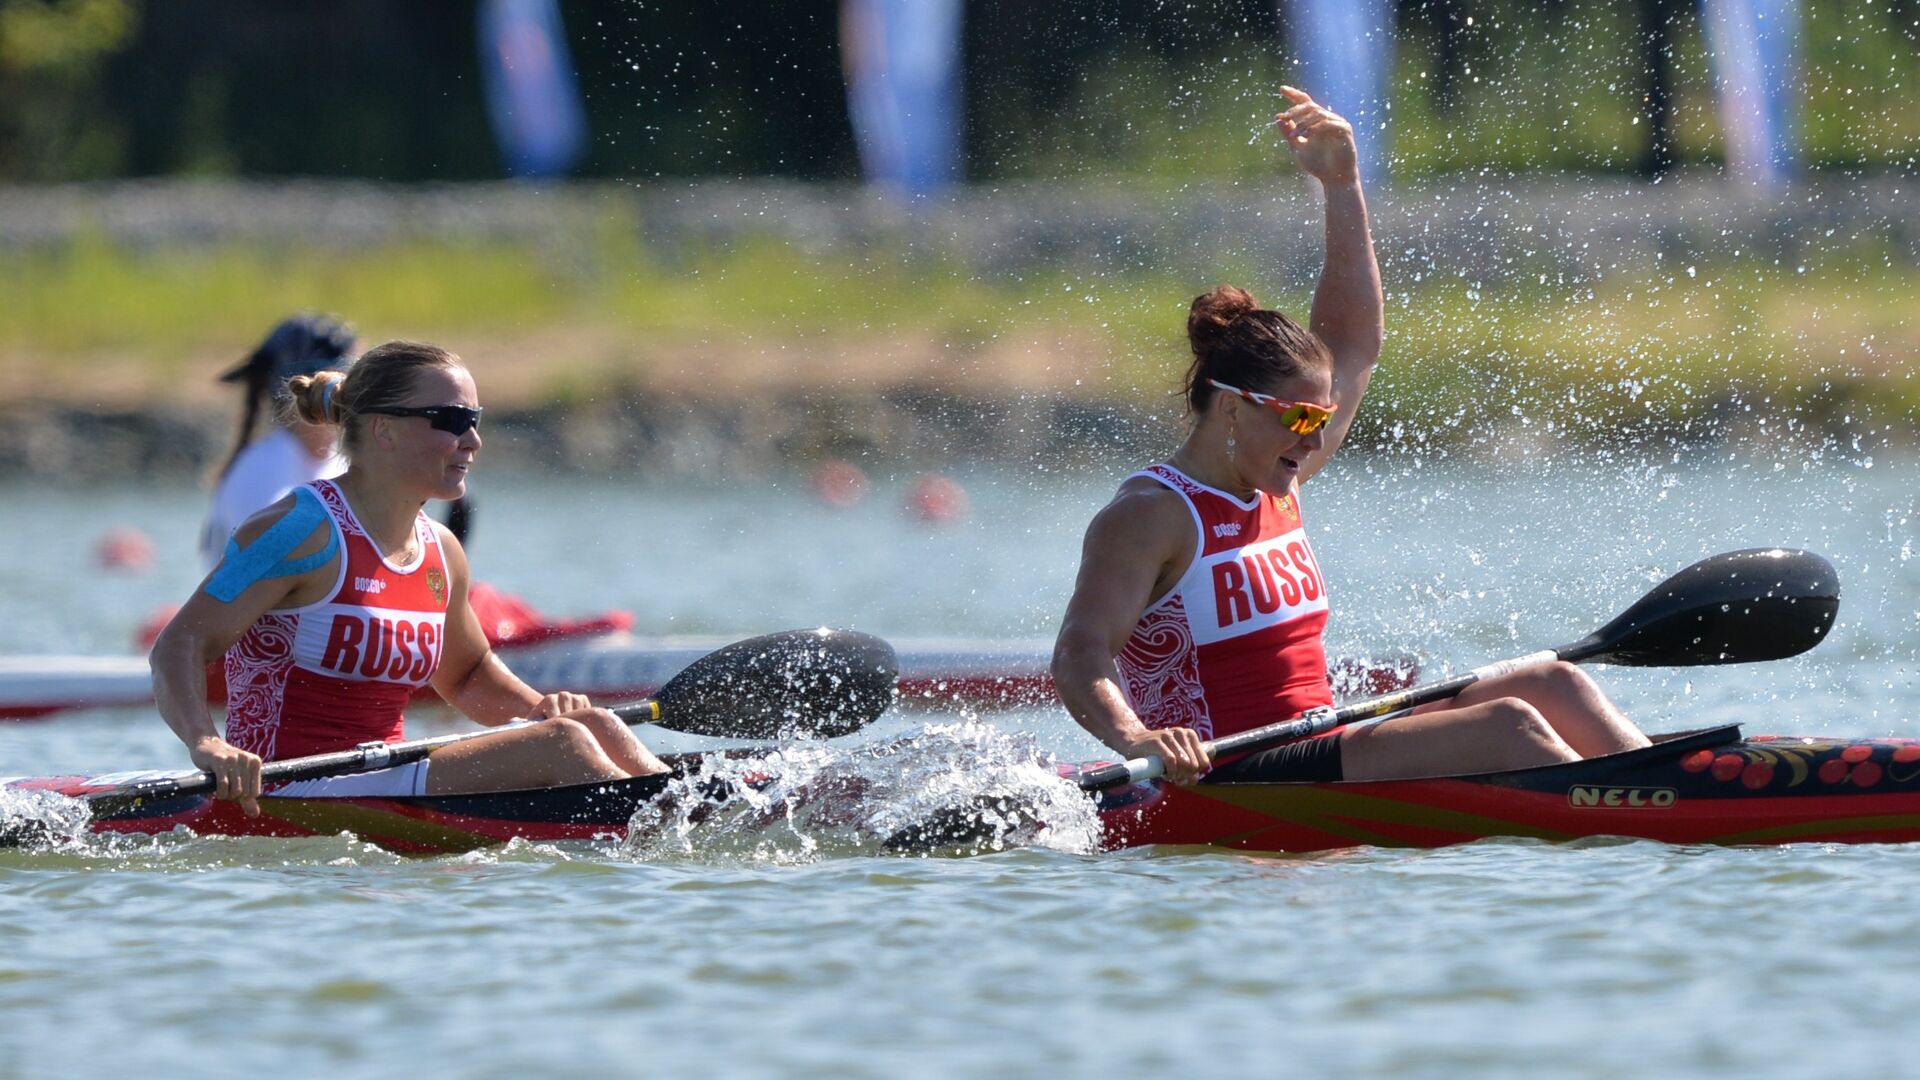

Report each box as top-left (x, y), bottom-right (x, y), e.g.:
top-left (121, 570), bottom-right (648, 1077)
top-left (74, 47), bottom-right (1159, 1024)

top-left (2, 448), bottom-right (1918, 1076)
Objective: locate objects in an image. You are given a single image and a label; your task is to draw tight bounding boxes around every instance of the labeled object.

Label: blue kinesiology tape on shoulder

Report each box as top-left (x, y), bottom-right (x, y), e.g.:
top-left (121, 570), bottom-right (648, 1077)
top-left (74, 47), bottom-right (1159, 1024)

top-left (205, 486), bottom-right (339, 603)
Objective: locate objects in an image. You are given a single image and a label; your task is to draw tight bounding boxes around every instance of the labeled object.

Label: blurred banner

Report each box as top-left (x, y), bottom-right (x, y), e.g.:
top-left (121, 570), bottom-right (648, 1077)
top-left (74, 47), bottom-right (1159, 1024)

top-left (1279, 0), bottom-right (1395, 183)
top-left (840, 0), bottom-right (965, 197)
top-left (478, 0), bottom-right (589, 179)
top-left (1699, 0), bottom-right (1800, 187)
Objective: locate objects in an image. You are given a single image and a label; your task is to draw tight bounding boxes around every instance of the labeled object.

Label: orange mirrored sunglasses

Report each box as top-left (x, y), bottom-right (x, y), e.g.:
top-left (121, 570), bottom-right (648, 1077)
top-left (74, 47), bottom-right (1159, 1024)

top-left (1207, 379), bottom-right (1338, 435)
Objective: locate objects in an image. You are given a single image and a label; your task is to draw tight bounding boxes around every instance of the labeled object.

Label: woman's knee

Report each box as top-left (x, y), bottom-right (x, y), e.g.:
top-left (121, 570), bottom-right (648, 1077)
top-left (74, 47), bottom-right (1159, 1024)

top-left (533, 716), bottom-right (606, 758)
top-left (589, 707), bottom-right (630, 737)
top-left (1542, 660), bottom-right (1597, 690)
top-left (1479, 698), bottom-right (1571, 761)
top-left (550, 706), bottom-right (610, 736)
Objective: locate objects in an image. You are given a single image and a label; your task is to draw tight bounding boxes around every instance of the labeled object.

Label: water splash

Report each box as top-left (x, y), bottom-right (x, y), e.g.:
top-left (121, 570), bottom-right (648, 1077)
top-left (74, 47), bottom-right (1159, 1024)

top-left (624, 720), bottom-right (1103, 863)
top-left (0, 786), bottom-right (93, 851)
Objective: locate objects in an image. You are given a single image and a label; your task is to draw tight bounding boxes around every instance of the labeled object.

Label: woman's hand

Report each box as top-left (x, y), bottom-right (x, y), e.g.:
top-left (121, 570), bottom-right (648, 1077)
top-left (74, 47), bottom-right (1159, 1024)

top-left (1276, 85), bottom-right (1359, 186)
top-left (190, 736), bottom-right (264, 817)
top-left (1117, 727), bottom-right (1213, 787)
top-left (526, 691), bottom-right (593, 720)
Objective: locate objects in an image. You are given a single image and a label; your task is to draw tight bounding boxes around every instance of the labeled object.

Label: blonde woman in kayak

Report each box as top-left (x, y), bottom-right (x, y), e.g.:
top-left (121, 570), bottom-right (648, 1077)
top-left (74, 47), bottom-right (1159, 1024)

top-left (196, 315), bottom-right (514, 637)
top-left (151, 340), bottom-right (668, 816)
top-left (1051, 87), bottom-right (1650, 786)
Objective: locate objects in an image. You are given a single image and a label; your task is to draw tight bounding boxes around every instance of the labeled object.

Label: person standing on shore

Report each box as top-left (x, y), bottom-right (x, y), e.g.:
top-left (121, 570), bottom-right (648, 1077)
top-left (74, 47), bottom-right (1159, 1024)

top-left (1051, 87), bottom-right (1650, 786)
top-left (201, 314), bottom-right (356, 570)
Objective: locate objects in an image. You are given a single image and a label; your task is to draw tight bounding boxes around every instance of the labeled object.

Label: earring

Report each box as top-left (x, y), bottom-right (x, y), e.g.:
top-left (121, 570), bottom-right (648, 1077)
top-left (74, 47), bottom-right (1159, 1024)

top-left (1225, 429), bottom-right (1237, 462)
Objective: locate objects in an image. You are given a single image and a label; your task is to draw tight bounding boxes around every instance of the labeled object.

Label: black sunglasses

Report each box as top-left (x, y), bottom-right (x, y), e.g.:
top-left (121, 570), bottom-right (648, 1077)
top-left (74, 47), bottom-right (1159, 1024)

top-left (364, 404), bottom-right (483, 435)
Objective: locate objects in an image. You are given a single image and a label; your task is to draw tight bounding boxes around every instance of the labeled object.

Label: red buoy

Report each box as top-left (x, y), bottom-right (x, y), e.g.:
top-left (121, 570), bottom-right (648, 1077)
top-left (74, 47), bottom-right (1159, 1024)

top-left (95, 527), bottom-right (155, 573)
top-left (811, 459), bottom-right (871, 508)
top-left (905, 473), bottom-right (969, 525)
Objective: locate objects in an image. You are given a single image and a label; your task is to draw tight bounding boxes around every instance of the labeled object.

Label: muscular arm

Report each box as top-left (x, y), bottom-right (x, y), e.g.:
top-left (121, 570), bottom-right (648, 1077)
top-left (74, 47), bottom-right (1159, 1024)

top-left (151, 496), bottom-right (337, 811)
top-left (1051, 484), bottom-right (1212, 785)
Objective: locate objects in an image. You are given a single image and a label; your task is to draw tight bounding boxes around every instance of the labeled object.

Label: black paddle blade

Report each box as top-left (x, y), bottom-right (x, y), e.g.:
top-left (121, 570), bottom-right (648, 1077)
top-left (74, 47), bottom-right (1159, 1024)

top-left (651, 628), bottom-right (898, 739)
top-left (0, 818), bottom-right (55, 849)
top-left (1560, 548), bottom-right (1840, 667)
top-left (881, 795), bottom-right (1047, 854)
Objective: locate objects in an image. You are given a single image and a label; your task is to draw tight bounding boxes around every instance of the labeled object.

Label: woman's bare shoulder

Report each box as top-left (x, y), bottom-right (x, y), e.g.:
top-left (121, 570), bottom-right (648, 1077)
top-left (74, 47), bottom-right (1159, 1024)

top-left (429, 518), bottom-right (472, 582)
top-left (228, 492), bottom-right (330, 556)
top-left (1085, 473), bottom-right (1194, 550)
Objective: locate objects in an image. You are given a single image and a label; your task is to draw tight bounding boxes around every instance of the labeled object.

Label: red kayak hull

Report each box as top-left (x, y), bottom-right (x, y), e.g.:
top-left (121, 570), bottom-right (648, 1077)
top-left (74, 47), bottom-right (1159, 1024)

top-left (12, 727), bottom-right (1920, 855)
top-left (1093, 727), bottom-right (1920, 851)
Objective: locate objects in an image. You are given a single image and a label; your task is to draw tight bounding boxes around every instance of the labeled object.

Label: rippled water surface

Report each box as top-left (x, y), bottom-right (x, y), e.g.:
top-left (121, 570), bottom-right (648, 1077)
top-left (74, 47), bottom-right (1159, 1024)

top-left (2, 451), bottom-right (1917, 1076)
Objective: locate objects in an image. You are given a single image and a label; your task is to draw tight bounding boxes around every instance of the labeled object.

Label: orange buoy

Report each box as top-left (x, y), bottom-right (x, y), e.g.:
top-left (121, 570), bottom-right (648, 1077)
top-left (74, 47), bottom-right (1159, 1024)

top-left (905, 473), bottom-right (969, 525)
top-left (811, 459), bottom-right (871, 508)
top-left (95, 527), bottom-right (155, 573)
top-left (133, 603), bottom-right (181, 650)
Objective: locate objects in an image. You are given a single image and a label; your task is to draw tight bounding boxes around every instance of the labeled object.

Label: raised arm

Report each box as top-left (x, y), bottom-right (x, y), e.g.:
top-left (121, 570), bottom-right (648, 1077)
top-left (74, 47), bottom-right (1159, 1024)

top-left (1277, 86), bottom-right (1384, 483)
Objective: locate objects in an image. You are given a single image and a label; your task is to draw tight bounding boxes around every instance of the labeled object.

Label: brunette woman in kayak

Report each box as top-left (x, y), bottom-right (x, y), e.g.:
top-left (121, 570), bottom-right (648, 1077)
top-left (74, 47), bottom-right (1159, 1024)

top-left (152, 340), bottom-right (668, 815)
top-left (1051, 87), bottom-right (1650, 786)
top-left (201, 314), bottom-right (356, 570)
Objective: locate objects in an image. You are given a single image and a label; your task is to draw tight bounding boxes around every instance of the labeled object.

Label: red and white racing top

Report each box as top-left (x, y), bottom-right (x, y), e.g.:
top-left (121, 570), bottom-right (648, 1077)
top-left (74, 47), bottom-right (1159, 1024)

top-left (223, 479), bottom-right (449, 761)
top-left (1113, 463), bottom-right (1333, 741)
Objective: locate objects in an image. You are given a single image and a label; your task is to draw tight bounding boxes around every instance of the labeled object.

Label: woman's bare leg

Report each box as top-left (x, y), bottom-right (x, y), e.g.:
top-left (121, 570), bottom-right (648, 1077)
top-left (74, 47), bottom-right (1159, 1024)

top-left (562, 707), bottom-right (671, 776)
top-left (1340, 662), bottom-right (1650, 781)
top-left (1339, 696), bottom-right (1578, 781)
top-left (425, 717), bottom-right (628, 795)
top-left (1444, 662), bottom-right (1649, 757)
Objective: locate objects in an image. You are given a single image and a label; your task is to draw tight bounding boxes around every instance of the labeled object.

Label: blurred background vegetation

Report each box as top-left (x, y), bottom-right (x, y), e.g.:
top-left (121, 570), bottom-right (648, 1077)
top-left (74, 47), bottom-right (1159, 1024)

top-left (3, 0), bottom-right (1917, 181)
top-left (1, 0), bottom-right (1915, 456)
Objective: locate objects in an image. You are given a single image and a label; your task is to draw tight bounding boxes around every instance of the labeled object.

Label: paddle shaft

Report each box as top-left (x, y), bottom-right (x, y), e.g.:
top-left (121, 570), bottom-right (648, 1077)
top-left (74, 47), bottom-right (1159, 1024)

top-left (67, 625), bottom-right (898, 812)
top-left (1075, 649), bottom-right (1559, 792)
top-left (85, 699), bottom-right (662, 809)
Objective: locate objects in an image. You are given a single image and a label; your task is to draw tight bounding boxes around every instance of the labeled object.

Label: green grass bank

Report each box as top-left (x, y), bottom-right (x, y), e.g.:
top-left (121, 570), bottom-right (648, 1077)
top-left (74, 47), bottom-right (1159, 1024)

top-left (2, 178), bottom-right (1915, 466)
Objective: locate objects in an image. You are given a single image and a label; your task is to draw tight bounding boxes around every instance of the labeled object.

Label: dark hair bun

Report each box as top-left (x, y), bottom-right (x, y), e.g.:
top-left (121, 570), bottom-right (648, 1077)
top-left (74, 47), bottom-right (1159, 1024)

top-left (1187, 285), bottom-right (1261, 358)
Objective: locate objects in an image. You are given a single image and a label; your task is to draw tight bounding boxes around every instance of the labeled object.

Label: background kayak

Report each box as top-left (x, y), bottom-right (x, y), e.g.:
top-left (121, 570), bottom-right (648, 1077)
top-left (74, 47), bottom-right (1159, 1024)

top-left (0, 638), bottom-right (1417, 719)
